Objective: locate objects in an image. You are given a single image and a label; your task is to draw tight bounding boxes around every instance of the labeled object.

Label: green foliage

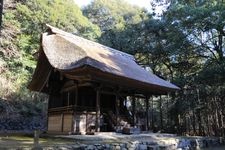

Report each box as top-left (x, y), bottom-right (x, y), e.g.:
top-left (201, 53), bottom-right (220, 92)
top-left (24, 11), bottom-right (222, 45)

top-left (17, 0), bottom-right (100, 40)
top-left (83, 0), bottom-right (149, 48)
top-left (0, 0), bottom-right (101, 100)
top-left (84, 0), bottom-right (146, 31)
top-left (149, 0), bottom-right (225, 136)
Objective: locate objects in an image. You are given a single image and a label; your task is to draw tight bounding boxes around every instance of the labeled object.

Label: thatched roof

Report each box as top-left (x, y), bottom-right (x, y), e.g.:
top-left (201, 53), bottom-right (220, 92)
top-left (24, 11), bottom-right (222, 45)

top-left (28, 25), bottom-right (179, 94)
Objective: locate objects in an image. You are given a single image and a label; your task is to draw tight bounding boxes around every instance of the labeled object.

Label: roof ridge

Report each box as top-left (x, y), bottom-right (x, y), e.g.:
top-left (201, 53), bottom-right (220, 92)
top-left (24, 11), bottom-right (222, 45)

top-left (46, 24), bottom-right (134, 61)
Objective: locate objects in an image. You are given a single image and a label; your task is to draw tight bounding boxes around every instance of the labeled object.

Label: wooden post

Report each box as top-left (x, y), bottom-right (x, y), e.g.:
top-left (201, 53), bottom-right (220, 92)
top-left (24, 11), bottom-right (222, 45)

top-left (33, 130), bottom-right (40, 149)
top-left (61, 113), bottom-right (64, 132)
top-left (145, 95), bottom-right (149, 131)
top-left (95, 90), bottom-right (100, 132)
top-left (85, 111), bottom-right (88, 133)
top-left (73, 86), bottom-right (78, 133)
top-left (75, 86), bottom-right (78, 107)
top-left (115, 94), bottom-right (119, 129)
top-left (67, 92), bottom-right (70, 106)
top-left (132, 96), bottom-right (136, 126)
top-left (167, 94), bottom-right (169, 126)
top-left (151, 96), bottom-right (154, 130)
top-left (159, 96), bottom-right (163, 130)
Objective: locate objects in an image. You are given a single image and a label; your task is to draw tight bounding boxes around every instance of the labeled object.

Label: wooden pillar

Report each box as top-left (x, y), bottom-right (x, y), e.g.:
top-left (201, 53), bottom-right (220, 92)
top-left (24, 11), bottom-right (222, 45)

top-left (115, 94), bottom-right (119, 128)
top-left (166, 94), bottom-right (169, 126)
top-left (119, 97), bottom-right (124, 110)
top-left (61, 113), bottom-right (64, 132)
top-left (132, 96), bottom-right (136, 126)
top-left (151, 96), bottom-right (154, 130)
top-left (159, 96), bottom-right (163, 130)
top-left (145, 95), bottom-right (149, 131)
top-left (33, 130), bottom-right (40, 149)
top-left (67, 92), bottom-right (70, 106)
top-left (75, 86), bottom-right (78, 107)
top-left (73, 86), bottom-right (78, 133)
top-left (95, 90), bottom-right (100, 132)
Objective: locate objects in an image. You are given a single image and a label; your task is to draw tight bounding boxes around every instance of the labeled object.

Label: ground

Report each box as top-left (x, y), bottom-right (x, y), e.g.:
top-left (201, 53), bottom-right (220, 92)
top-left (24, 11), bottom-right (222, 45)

top-left (0, 132), bottom-right (224, 149)
top-left (0, 134), bottom-right (75, 149)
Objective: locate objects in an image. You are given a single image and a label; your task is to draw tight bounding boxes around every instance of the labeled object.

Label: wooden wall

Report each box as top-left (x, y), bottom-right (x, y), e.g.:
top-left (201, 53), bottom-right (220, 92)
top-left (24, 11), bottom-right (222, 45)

top-left (48, 111), bottom-right (96, 134)
top-left (74, 111), bottom-right (96, 134)
top-left (48, 114), bottom-right (62, 132)
top-left (63, 114), bottom-right (73, 132)
top-left (48, 112), bottom-right (73, 133)
top-left (47, 86), bottom-right (118, 134)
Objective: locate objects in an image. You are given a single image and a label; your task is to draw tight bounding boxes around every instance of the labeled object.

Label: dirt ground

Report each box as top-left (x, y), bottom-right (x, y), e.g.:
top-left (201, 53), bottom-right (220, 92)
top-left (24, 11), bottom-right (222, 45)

top-left (0, 132), bottom-right (225, 149)
top-left (0, 134), bottom-right (76, 149)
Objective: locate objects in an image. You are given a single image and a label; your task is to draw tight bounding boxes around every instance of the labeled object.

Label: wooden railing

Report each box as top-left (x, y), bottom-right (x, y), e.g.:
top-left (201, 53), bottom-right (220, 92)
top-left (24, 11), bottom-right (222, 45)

top-left (48, 105), bottom-right (73, 113)
top-left (106, 110), bottom-right (131, 130)
top-left (48, 105), bottom-right (96, 113)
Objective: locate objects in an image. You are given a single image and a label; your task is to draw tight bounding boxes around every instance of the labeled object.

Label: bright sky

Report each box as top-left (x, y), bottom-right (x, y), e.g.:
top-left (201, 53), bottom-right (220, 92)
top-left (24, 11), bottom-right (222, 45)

top-left (74, 0), bottom-right (152, 11)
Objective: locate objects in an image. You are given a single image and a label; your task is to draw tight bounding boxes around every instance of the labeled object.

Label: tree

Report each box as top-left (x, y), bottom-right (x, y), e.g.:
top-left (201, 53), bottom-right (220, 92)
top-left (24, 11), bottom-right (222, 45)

top-left (83, 0), bottom-right (149, 50)
top-left (149, 0), bottom-right (225, 136)
top-left (0, 0), bottom-right (101, 99)
top-left (0, 0), bottom-right (3, 31)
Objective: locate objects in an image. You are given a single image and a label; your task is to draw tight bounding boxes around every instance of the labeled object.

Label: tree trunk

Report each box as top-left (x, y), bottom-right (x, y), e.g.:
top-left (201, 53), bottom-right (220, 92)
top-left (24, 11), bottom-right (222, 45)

top-left (192, 111), bottom-right (196, 135)
top-left (0, 0), bottom-right (3, 30)
top-left (214, 30), bottom-right (224, 62)
top-left (197, 110), bottom-right (202, 135)
top-left (220, 99), bottom-right (225, 137)
top-left (207, 114), bottom-right (211, 136)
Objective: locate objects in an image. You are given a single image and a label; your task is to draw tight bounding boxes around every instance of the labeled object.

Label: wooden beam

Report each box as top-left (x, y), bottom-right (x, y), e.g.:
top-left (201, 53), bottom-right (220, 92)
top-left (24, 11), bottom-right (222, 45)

top-left (61, 81), bottom-right (99, 93)
top-left (99, 90), bottom-right (116, 95)
top-left (64, 73), bottom-right (92, 81)
top-left (97, 89), bottom-right (143, 98)
top-left (134, 94), bottom-right (146, 98)
top-left (78, 82), bottom-right (97, 87)
top-left (95, 90), bottom-right (100, 132)
top-left (48, 106), bottom-right (73, 113)
top-left (87, 68), bottom-right (169, 95)
top-left (60, 86), bottom-right (76, 93)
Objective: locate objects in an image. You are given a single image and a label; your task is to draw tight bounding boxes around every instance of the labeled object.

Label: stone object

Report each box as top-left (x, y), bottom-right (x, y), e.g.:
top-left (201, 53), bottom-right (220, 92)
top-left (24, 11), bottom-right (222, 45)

top-left (139, 144), bottom-right (147, 150)
top-left (122, 127), bottom-right (141, 134)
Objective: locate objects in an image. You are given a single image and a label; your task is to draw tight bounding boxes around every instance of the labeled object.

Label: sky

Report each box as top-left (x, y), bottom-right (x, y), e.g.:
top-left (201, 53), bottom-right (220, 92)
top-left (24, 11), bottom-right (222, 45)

top-left (74, 0), bottom-right (152, 11)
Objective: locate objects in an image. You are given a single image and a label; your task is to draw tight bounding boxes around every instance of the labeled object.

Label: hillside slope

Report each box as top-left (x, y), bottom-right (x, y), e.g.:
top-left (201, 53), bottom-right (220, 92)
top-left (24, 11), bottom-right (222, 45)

top-left (0, 0), bottom-right (100, 130)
